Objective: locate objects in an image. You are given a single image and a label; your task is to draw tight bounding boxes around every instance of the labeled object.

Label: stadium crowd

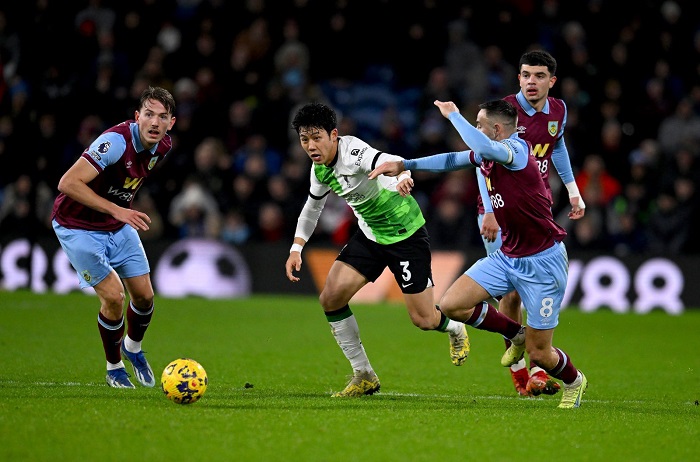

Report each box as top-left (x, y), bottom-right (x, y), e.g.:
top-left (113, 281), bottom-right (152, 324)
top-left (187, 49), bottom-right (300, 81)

top-left (1, 0), bottom-right (699, 255)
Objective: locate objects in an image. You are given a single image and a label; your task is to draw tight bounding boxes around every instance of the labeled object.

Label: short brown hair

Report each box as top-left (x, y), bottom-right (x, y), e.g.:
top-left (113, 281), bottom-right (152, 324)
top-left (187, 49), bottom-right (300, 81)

top-left (139, 86), bottom-right (176, 115)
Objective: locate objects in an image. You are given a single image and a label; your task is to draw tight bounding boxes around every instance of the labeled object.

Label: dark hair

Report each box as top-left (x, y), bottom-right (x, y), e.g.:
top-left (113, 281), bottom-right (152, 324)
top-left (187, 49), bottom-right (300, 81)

top-left (139, 86), bottom-right (176, 115)
top-left (291, 102), bottom-right (337, 135)
top-left (519, 50), bottom-right (557, 76)
top-left (479, 100), bottom-right (517, 125)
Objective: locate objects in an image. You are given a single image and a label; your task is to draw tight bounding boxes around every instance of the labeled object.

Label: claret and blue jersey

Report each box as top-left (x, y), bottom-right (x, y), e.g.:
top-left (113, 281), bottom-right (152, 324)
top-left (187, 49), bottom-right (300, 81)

top-left (52, 121), bottom-right (172, 232)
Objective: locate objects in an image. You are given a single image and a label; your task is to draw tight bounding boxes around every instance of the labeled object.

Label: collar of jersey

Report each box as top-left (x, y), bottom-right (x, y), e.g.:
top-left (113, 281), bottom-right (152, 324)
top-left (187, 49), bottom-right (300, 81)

top-left (516, 91), bottom-right (550, 116)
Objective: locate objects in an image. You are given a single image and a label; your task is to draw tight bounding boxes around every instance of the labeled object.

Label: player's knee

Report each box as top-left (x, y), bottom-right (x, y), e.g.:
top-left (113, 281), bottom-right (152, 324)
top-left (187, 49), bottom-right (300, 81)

top-left (319, 290), bottom-right (344, 311)
top-left (527, 348), bottom-right (549, 366)
top-left (501, 291), bottom-right (521, 308)
top-left (437, 302), bottom-right (459, 320)
top-left (130, 293), bottom-right (154, 309)
top-left (101, 290), bottom-right (125, 315)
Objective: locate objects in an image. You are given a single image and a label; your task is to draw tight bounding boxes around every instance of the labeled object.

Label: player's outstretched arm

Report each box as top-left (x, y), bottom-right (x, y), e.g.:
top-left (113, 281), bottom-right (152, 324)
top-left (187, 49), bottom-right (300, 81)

top-left (434, 100), bottom-right (459, 117)
top-left (368, 160), bottom-right (406, 179)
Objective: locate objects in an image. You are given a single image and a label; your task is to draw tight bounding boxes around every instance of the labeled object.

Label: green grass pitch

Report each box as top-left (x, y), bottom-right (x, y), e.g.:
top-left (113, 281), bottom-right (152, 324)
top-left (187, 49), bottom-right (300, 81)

top-left (1, 291), bottom-right (698, 461)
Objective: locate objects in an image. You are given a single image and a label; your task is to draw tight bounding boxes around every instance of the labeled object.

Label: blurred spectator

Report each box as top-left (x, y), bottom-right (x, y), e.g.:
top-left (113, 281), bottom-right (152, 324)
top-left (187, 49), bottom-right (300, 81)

top-left (75, 0), bottom-right (115, 36)
top-left (220, 209), bottom-right (251, 246)
top-left (232, 133), bottom-right (283, 177)
top-left (0, 114), bottom-right (21, 188)
top-left (636, 77), bottom-right (675, 139)
top-left (191, 136), bottom-right (233, 210)
top-left (444, 19), bottom-right (486, 109)
top-left (266, 174), bottom-right (303, 229)
top-left (171, 77), bottom-right (199, 137)
top-left (374, 105), bottom-right (411, 154)
top-left (656, 97), bottom-right (700, 156)
top-left (607, 210), bottom-right (648, 257)
top-left (273, 17), bottom-right (310, 101)
top-left (418, 66), bottom-right (459, 115)
top-left (0, 174), bottom-right (53, 240)
top-left (426, 170), bottom-right (479, 249)
top-left (61, 114), bottom-right (105, 174)
top-left (647, 189), bottom-right (691, 255)
top-left (132, 189), bottom-right (164, 242)
top-left (426, 197), bottom-right (474, 251)
top-left (482, 44), bottom-right (518, 100)
top-left (33, 111), bottom-right (65, 188)
top-left (575, 154), bottom-right (622, 208)
top-left (566, 209), bottom-right (608, 252)
top-left (168, 178), bottom-right (222, 239)
top-left (255, 201), bottom-right (286, 242)
top-left (0, 8), bottom-right (21, 84)
top-left (1, 1), bottom-right (698, 256)
top-left (230, 174), bottom-right (263, 232)
top-left (224, 99), bottom-right (254, 154)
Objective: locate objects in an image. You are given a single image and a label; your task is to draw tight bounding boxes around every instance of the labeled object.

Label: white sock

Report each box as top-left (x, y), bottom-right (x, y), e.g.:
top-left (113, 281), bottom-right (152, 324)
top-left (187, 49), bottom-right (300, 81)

top-left (107, 361), bottom-right (125, 370)
top-left (329, 315), bottom-right (372, 373)
top-left (446, 319), bottom-right (463, 335)
top-left (566, 371), bottom-right (582, 388)
top-left (123, 336), bottom-right (142, 354)
top-left (511, 358), bottom-right (527, 372)
top-left (530, 365), bottom-right (545, 375)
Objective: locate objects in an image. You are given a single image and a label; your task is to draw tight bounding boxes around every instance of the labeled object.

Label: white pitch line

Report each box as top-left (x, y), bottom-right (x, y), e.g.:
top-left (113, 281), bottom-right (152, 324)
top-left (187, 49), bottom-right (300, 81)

top-left (5, 383), bottom-right (695, 406)
top-left (377, 391), bottom-right (650, 404)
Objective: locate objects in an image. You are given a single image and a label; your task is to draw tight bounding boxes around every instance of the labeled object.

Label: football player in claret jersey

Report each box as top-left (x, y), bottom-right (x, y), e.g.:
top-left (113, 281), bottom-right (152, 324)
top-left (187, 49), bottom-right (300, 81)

top-left (51, 86), bottom-right (176, 389)
top-left (285, 102), bottom-right (526, 398)
top-left (370, 99), bottom-right (588, 409)
top-left (477, 50), bottom-right (586, 397)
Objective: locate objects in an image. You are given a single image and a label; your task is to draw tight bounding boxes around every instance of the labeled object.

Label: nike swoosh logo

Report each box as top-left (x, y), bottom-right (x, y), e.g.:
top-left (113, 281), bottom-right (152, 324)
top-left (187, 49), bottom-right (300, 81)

top-left (401, 282), bottom-right (413, 288)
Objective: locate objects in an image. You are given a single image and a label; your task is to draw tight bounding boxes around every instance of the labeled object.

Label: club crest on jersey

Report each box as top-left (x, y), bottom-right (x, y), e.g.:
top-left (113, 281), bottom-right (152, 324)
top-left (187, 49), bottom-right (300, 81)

top-left (81, 270), bottom-right (92, 283)
top-left (98, 141), bottom-right (111, 153)
top-left (148, 156), bottom-right (158, 170)
top-left (548, 121), bottom-right (558, 137)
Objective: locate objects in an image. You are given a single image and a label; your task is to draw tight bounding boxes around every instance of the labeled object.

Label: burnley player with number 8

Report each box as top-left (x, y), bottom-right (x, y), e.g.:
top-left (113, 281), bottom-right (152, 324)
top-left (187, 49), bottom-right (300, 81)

top-left (370, 99), bottom-right (588, 409)
top-left (477, 50), bottom-right (586, 397)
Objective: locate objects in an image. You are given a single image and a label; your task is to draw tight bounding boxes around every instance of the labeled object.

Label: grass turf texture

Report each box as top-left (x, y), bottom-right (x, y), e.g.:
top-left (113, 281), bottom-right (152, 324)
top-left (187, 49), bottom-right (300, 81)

top-left (1, 291), bottom-right (698, 461)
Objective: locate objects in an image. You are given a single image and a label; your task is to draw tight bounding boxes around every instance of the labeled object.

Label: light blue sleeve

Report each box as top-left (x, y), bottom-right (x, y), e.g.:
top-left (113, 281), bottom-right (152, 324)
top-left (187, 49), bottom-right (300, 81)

top-left (447, 112), bottom-right (512, 163)
top-left (87, 132), bottom-right (127, 169)
top-left (550, 137), bottom-right (575, 184)
top-left (476, 169), bottom-right (493, 213)
top-left (403, 150), bottom-right (474, 172)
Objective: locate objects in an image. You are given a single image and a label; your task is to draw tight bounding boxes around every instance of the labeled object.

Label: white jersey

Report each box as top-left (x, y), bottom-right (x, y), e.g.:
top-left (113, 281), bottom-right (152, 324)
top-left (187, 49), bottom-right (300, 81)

top-left (295, 136), bottom-right (425, 245)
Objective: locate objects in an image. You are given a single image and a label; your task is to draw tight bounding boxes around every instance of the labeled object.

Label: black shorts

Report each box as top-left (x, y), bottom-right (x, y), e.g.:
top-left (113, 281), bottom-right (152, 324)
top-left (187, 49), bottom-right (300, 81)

top-left (337, 226), bottom-right (433, 294)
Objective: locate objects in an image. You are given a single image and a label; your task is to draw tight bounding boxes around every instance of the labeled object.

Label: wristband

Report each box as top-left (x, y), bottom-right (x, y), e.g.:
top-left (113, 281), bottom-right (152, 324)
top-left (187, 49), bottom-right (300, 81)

top-left (565, 182), bottom-right (586, 209)
top-left (397, 173), bottom-right (411, 183)
top-left (564, 181), bottom-right (581, 198)
top-left (290, 243), bottom-right (303, 254)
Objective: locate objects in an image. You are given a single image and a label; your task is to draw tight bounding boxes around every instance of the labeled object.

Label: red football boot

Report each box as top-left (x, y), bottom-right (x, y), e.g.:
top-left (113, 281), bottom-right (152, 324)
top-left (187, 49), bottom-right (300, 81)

top-left (526, 370), bottom-right (561, 396)
top-left (510, 367), bottom-right (530, 396)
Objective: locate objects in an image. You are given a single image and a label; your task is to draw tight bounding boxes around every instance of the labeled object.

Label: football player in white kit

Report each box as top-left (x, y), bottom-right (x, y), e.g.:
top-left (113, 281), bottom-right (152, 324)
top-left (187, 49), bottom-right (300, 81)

top-left (285, 103), bottom-right (524, 397)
